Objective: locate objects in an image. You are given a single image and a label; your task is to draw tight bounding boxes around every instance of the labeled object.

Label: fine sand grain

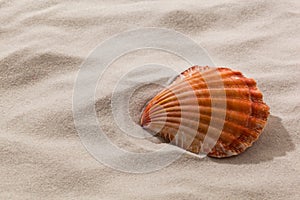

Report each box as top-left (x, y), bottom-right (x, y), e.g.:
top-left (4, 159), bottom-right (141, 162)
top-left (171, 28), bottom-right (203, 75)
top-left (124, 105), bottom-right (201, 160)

top-left (1, 0), bottom-right (300, 199)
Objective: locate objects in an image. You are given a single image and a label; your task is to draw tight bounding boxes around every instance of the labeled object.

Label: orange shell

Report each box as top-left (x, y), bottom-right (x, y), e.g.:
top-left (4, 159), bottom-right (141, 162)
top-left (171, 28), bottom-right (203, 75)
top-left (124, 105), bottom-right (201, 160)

top-left (140, 66), bottom-right (270, 158)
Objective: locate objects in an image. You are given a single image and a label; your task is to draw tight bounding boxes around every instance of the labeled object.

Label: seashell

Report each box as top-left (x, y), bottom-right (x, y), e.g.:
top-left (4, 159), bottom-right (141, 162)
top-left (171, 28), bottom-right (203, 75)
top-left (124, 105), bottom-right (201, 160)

top-left (140, 66), bottom-right (270, 158)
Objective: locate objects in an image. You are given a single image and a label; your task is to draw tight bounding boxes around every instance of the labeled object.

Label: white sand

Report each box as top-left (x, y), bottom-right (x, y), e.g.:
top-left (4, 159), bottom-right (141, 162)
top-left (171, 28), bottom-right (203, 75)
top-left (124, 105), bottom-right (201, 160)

top-left (1, 0), bottom-right (300, 199)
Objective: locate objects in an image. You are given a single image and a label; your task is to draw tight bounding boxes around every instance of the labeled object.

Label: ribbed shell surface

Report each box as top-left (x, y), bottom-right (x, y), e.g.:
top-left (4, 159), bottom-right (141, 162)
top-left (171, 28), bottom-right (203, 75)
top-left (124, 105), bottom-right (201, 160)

top-left (141, 66), bottom-right (270, 158)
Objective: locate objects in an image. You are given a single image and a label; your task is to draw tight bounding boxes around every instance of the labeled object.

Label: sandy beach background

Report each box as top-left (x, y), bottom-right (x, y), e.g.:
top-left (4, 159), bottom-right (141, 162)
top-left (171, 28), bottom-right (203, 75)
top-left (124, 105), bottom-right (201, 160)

top-left (1, 0), bottom-right (300, 199)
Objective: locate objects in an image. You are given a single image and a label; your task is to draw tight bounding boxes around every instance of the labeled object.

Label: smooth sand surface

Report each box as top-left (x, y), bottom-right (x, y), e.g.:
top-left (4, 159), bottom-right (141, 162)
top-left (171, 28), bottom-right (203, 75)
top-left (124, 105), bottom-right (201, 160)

top-left (1, 0), bottom-right (300, 199)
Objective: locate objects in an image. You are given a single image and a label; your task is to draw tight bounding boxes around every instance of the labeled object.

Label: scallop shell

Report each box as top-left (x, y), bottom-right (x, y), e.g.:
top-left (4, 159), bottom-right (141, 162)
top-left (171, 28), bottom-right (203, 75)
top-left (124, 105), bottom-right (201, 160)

top-left (140, 66), bottom-right (270, 158)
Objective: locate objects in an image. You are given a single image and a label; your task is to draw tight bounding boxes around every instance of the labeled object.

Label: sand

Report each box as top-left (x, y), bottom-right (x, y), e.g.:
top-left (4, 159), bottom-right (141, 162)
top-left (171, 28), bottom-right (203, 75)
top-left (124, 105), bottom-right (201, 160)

top-left (1, 0), bottom-right (300, 199)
